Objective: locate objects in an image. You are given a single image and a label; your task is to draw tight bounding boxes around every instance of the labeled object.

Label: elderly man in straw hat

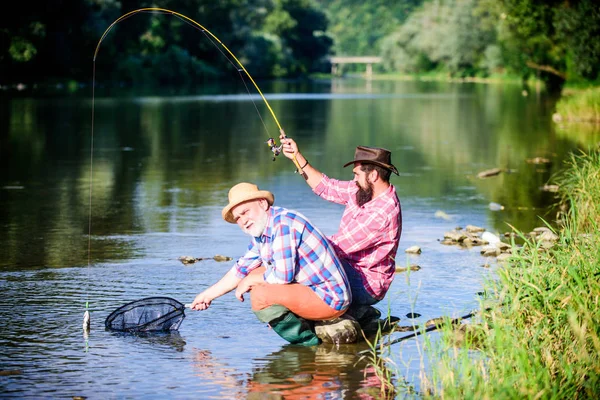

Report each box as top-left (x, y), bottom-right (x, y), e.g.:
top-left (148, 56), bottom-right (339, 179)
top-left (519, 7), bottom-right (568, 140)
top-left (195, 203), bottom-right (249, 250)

top-left (280, 137), bottom-right (402, 325)
top-left (190, 182), bottom-right (355, 346)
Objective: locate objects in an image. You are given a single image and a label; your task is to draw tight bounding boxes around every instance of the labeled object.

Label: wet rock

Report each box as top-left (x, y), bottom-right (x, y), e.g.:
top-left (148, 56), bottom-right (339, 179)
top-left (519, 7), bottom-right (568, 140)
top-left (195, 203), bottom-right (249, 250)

top-left (526, 157), bottom-right (551, 164)
top-left (405, 246), bottom-right (422, 254)
top-left (434, 210), bottom-right (452, 220)
top-left (212, 255), bottom-right (233, 262)
top-left (481, 246), bottom-right (501, 257)
top-left (395, 265), bottom-right (421, 273)
top-left (440, 238), bottom-right (455, 245)
top-left (465, 225), bottom-right (485, 233)
top-left (406, 312), bottom-right (421, 318)
top-left (444, 230), bottom-right (467, 242)
top-left (541, 184), bottom-right (559, 192)
top-left (178, 256), bottom-right (198, 265)
top-left (497, 242), bottom-right (512, 252)
top-left (178, 255), bottom-right (233, 265)
top-left (314, 317), bottom-right (360, 344)
top-left (497, 253), bottom-right (512, 262)
top-left (537, 231), bottom-right (559, 242)
top-left (482, 231), bottom-right (501, 245)
top-left (477, 168), bottom-right (502, 178)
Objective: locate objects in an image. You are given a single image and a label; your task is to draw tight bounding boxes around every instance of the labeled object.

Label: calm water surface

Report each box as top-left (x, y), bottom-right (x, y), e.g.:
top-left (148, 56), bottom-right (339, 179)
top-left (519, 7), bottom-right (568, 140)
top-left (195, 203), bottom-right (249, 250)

top-left (1, 79), bottom-right (596, 398)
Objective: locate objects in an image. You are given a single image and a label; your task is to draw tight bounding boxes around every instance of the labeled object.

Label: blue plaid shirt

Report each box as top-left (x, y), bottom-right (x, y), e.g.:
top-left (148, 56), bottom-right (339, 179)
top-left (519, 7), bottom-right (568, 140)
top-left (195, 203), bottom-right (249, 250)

top-left (233, 206), bottom-right (351, 311)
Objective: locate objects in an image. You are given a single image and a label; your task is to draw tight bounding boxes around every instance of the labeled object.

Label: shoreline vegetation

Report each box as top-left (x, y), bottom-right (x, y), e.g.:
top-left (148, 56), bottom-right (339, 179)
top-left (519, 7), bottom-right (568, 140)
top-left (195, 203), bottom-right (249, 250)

top-left (378, 149), bottom-right (600, 397)
top-left (554, 87), bottom-right (600, 123)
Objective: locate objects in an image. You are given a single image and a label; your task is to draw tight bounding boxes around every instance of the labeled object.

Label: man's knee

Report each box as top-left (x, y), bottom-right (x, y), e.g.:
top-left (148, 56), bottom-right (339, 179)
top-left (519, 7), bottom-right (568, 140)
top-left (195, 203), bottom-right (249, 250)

top-left (250, 284), bottom-right (271, 311)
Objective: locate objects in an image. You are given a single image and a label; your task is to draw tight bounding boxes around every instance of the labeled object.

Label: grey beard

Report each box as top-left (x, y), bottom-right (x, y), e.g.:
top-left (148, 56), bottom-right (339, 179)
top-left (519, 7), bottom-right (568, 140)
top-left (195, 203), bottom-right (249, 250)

top-left (356, 181), bottom-right (374, 207)
top-left (243, 212), bottom-right (268, 237)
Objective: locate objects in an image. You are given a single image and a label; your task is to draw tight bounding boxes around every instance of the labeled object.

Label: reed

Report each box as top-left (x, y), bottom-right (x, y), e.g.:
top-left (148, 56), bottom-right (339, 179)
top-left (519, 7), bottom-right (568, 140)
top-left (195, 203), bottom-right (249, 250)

top-left (422, 149), bottom-right (600, 398)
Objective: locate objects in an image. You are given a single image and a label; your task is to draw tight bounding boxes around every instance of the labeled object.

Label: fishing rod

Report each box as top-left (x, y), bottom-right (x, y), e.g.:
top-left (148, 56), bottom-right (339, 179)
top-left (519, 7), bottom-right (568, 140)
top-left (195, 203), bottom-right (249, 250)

top-left (92, 7), bottom-right (307, 174)
top-left (86, 7), bottom-right (310, 334)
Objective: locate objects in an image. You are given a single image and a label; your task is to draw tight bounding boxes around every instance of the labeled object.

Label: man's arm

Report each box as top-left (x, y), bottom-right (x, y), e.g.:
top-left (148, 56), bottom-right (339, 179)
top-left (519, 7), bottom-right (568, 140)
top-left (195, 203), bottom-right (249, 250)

top-left (190, 267), bottom-right (241, 310)
top-left (279, 135), bottom-right (323, 189)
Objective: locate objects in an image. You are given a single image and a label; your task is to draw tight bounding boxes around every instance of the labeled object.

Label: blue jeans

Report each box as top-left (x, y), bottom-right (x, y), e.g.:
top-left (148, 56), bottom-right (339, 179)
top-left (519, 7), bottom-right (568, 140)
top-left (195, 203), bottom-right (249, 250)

top-left (342, 260), bottom-right (379, 306)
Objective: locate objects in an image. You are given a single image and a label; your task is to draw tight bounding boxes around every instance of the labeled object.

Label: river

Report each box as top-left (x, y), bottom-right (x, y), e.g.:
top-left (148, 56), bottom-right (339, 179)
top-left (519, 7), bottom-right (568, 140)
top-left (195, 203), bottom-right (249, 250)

top-left (1, 78), bottom-right (595, 398)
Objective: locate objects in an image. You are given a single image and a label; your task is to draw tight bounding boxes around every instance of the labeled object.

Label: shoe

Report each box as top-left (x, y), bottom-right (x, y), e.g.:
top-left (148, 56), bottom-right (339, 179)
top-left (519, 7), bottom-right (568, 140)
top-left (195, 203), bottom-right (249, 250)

top-left (314, 316), bottom-right (361, 344)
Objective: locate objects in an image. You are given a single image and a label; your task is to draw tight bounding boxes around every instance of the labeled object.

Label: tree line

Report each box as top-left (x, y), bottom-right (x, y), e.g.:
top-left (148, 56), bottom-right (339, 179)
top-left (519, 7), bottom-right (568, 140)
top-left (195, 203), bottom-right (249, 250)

top-left (1, 0), bottom-right (598, 90)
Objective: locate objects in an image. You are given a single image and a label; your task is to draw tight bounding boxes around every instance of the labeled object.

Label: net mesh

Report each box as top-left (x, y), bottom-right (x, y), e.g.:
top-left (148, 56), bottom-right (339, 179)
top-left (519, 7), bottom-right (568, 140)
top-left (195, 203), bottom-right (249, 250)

top-left (105, 297), bottom-right (186, 332)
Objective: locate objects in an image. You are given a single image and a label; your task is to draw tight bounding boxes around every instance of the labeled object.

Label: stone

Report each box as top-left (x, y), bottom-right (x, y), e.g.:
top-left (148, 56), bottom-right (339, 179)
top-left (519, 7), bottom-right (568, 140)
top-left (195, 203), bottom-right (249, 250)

top-left (405, 245), bottom-right (422, 254)
top-left (395, 265), bottom-right (421, 273)
top-left (444, 230), bottom-right (467, 242)
top-left (465, 225), bottom-right (485, 233)
top-left (213, 255), bottom-right (233, 262)
top-left (497, 253), bottom-right (512, 262)
top-left (178, 256), bottom-right (198, 265)
top-left (314, 317), bottom-right (360, 344)
top-left (477, 168), bottom-right (502, 178)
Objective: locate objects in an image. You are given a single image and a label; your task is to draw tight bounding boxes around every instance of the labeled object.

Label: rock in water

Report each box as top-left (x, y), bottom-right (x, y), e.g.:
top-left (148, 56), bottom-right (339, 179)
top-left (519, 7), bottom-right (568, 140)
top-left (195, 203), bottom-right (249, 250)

top-left (405, 246), bottom-right (422, 254)
top-left (477, 168), bottom-right (502, 178)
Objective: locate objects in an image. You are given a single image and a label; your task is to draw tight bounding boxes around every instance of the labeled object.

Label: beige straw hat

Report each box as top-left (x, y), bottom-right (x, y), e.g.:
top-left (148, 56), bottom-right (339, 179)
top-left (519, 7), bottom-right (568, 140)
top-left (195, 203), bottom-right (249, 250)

top-left (221, 182), bottom-right (274, 223)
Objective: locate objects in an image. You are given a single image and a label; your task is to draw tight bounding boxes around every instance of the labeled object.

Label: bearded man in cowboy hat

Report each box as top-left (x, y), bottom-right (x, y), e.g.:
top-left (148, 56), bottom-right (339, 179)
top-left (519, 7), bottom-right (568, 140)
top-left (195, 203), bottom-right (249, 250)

top-left (280, 137), bottom-right (402, 324)
top-left (190, 182), bottom-right (354, 346)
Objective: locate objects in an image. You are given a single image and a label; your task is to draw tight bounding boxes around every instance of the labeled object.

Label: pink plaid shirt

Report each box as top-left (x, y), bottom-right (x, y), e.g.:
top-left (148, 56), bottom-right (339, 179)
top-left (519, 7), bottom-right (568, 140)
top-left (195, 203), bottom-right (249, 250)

top-left (313, 174), bottom-right (402, 300)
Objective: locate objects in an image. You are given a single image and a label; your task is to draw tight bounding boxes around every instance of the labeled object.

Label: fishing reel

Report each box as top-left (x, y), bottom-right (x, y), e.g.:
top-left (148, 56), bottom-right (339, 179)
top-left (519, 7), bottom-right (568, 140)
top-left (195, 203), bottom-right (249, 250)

top-left (266, 138), bottom-right (282, 161)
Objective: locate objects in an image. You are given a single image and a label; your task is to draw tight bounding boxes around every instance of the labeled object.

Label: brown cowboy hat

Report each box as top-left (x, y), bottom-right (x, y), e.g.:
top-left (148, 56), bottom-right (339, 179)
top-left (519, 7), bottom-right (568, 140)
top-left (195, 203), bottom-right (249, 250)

top-left (343, 146), bottom-right (399, 175)
top-left (221, 182), bottom-right (274, 223)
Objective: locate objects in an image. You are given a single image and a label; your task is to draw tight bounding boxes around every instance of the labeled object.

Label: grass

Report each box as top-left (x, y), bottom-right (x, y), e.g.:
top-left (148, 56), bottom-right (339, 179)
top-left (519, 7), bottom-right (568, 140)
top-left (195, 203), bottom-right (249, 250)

top-left (554, 87), bottom-right (600, 122)
top-left (421, 150), bottom-right (600, 398)
top-left (359, 150), bottom-right (600, 397)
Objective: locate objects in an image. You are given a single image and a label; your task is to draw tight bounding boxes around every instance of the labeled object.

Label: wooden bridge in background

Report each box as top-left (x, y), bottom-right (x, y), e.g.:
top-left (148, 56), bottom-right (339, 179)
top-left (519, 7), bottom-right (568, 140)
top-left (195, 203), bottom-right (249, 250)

top-left (329, 56), bottom-right (382, 79)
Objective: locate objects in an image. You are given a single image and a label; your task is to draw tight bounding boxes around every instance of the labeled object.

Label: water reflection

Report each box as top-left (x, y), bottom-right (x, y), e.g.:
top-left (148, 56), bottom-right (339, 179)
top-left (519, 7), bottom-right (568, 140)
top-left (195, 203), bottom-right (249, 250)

top-left (1, 79), bottom-right (598, 397)
top-left (191, 343), bottom-right (396, 399)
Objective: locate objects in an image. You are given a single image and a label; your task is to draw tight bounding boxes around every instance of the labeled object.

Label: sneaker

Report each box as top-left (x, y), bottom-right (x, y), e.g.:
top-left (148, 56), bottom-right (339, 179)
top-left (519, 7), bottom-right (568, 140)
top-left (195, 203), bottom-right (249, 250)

top-left (314, 316), bottom-right (361, 344)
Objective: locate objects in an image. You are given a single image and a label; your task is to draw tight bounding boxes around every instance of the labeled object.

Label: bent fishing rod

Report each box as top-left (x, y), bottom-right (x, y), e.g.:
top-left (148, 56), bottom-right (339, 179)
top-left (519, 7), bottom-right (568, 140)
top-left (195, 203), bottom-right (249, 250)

top-left (85, 8), bottom-right (310, 334)
top-left (92, 7), bottom-right (307, 176)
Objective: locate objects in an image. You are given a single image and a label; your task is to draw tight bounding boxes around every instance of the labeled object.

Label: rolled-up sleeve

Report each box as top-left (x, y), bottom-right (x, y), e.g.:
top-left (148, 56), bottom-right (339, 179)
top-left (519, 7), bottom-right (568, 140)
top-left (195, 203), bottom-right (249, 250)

top-left (313, 174), bottom-right (354, 205)
top-left (232, 240), bottom-right (263, 279)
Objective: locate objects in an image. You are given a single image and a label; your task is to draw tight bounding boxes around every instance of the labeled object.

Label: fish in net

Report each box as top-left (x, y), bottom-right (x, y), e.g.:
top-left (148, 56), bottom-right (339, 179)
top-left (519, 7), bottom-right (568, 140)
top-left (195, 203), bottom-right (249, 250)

top-left (105, 297), bottom-right (186, 332)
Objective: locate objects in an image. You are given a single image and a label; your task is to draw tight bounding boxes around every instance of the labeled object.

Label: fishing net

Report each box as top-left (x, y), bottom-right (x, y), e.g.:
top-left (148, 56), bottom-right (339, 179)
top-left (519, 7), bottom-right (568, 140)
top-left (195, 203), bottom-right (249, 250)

top-left (105, 297), bottom-right (186, 333)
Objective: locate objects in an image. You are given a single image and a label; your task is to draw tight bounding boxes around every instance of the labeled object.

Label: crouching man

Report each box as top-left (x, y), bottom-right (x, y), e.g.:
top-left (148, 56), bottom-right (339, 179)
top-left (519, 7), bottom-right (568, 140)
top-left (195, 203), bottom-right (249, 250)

top-left (190, 182), bottom-right (351, 346)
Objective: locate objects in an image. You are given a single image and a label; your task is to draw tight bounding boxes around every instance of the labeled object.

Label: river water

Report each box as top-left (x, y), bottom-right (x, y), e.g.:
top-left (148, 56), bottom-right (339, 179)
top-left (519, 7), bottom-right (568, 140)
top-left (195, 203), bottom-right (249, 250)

top-left (1, 78), bottom-right (596, 398)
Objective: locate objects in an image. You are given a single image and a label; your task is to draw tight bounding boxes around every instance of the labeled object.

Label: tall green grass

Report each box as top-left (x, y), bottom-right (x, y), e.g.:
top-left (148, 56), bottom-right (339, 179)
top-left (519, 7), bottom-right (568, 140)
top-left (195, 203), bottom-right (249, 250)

top-left (555, 87), bottom-right (600, 122)
top-left (422, 150), bottom-right (600, 398)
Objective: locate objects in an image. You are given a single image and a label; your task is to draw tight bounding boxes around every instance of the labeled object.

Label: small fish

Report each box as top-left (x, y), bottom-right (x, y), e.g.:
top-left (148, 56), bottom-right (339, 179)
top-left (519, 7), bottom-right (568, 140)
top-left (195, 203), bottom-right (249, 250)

top-left (83, 310), bottom-right (90, 331)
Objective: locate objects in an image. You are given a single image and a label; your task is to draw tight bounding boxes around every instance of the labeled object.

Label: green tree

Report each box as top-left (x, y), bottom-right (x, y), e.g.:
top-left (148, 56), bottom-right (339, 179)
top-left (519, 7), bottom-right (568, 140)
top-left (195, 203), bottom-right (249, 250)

top-left (316, 0), bottom-right (423, 56)
top-left (380, 0), bottom-right (500, 77)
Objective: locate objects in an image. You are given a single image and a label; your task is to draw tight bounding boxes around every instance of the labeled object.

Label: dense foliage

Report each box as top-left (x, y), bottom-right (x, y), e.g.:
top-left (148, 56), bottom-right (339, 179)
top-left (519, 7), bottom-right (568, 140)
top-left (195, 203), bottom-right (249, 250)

top-left (1, 0), bottom-right (599, 88)
top-left (0, 0), bottom-right (332, 85)
top-left (373, 0), bottom-right (600, 89)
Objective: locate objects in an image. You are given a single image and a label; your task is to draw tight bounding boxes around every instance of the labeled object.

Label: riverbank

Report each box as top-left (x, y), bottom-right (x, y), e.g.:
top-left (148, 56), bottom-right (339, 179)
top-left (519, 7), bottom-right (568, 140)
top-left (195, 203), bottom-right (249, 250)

top-left (422, 149), bottom-right (600, 397)
top-left (553, 86), bottom-right (600, 123)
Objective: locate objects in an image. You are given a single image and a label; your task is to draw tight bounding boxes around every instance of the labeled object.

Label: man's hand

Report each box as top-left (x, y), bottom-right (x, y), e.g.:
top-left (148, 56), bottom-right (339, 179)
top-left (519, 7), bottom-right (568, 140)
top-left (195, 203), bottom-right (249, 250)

top-left (279, 135), bottom-right (302, 162)
top-left (190, 292), bottom-right (212, 311)
top-left (234, 279), bottom-right (252, 302)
